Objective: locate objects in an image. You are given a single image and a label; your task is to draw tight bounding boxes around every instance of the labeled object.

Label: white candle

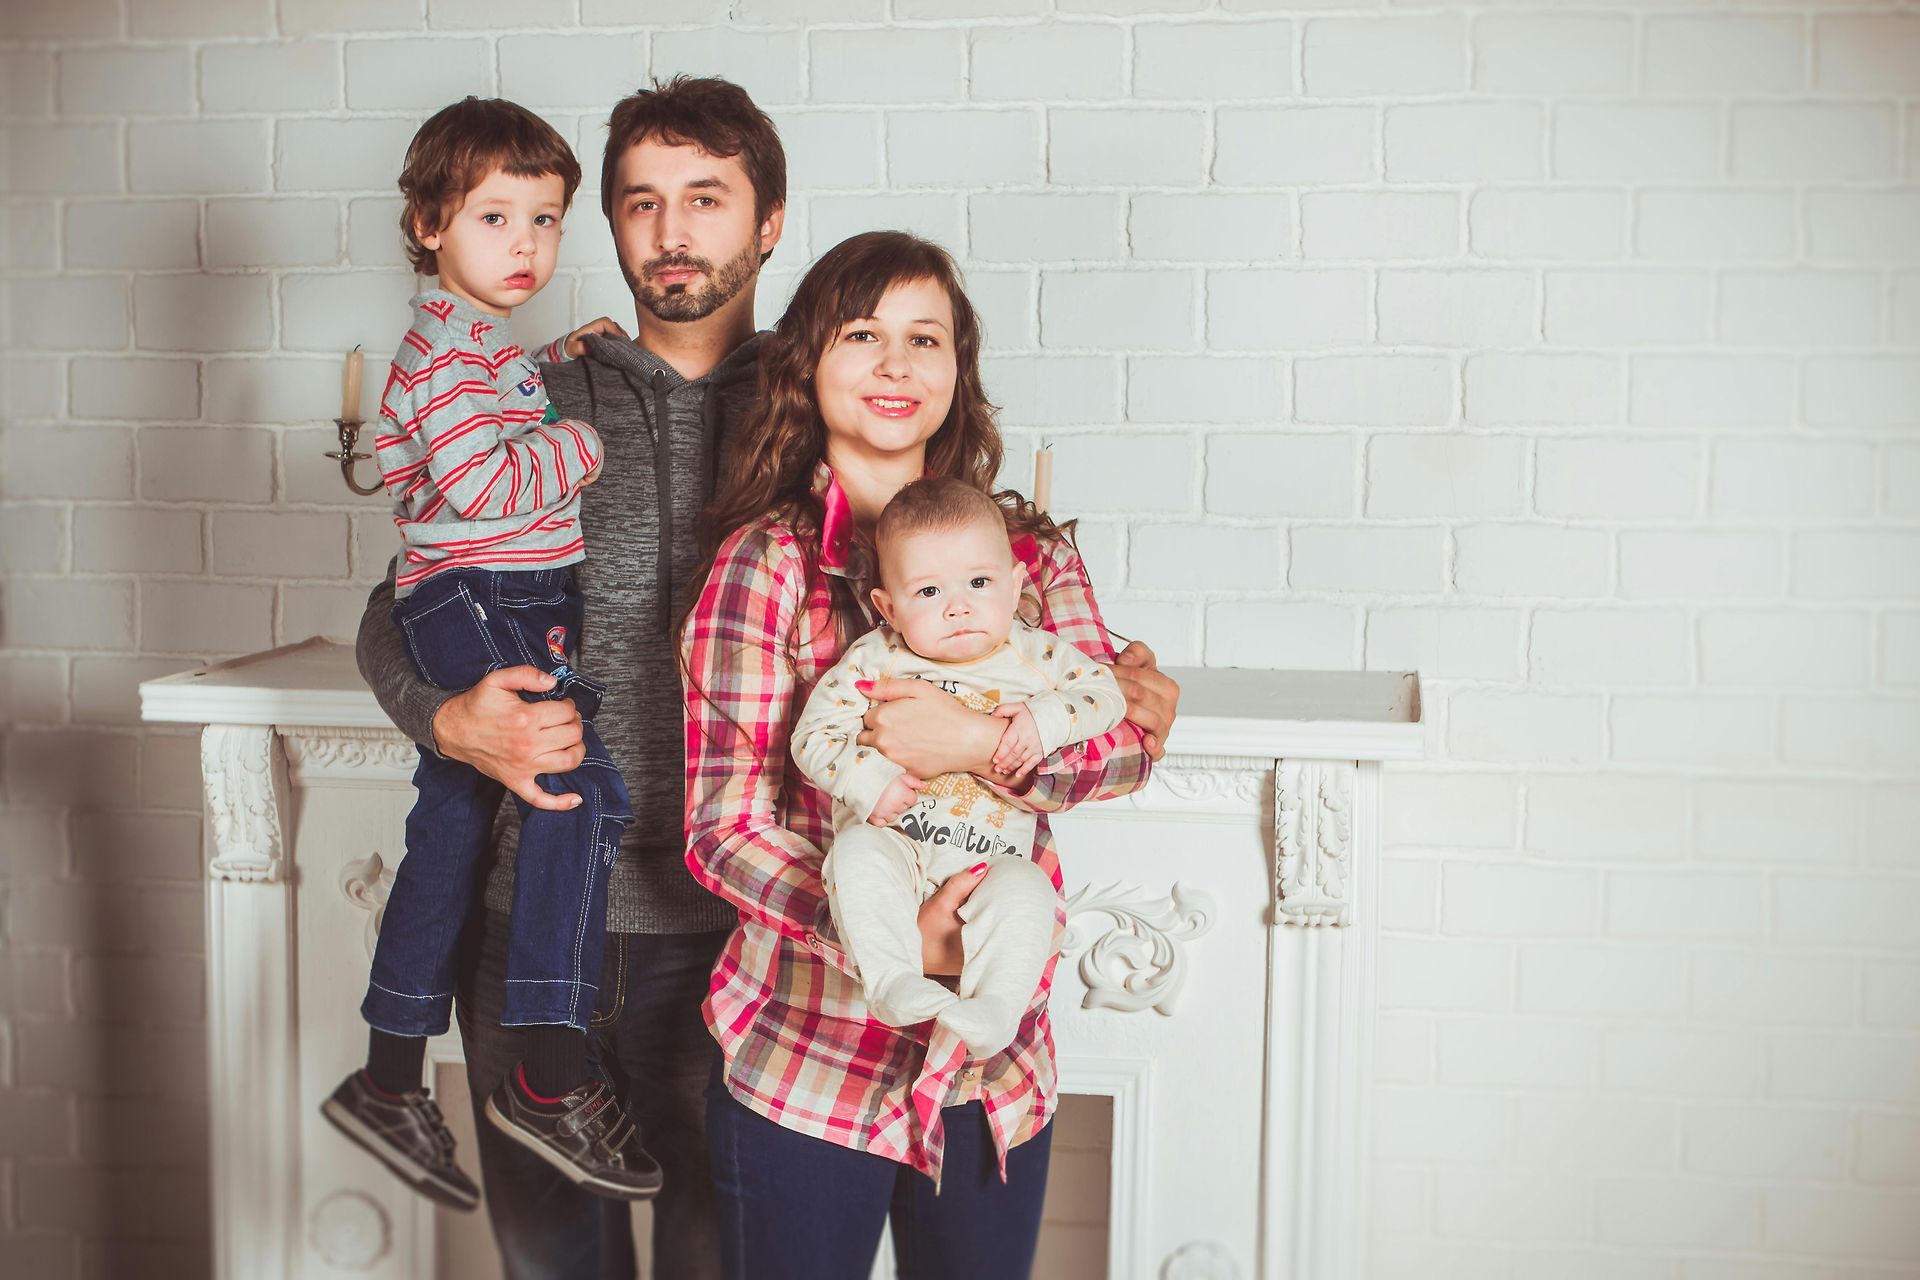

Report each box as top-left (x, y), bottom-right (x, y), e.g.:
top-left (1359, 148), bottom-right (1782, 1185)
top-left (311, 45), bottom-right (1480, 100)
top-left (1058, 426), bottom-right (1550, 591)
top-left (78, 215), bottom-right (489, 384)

top-left (1032, 443), bottom-right (1052, 512)
top-left (341, 347), bottom-right (363, 421)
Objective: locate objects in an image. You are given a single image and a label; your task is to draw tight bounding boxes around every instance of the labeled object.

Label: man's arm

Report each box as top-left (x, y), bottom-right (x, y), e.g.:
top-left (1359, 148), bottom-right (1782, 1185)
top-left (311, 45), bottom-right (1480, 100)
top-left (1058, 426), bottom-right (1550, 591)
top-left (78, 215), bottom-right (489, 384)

top-left (356, 559), bottom-right (454, 752)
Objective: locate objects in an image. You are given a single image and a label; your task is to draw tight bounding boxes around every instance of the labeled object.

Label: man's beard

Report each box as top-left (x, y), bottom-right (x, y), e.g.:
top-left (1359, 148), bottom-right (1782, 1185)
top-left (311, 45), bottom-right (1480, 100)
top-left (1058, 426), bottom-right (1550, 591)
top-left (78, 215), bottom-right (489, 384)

top-left (624, 238), bottom-right (760, 323)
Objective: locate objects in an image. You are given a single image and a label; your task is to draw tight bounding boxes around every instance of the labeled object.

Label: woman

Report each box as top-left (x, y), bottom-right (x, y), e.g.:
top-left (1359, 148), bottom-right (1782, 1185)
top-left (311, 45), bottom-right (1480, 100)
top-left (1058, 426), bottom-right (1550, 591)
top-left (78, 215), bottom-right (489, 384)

top-left (679, 231), bottom-right (1176, 1278)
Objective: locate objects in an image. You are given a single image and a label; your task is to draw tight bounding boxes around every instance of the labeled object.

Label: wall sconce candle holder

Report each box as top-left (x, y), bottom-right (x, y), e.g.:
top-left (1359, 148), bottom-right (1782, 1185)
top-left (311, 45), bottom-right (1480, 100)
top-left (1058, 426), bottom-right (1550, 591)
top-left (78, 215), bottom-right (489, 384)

top-left (325, 417), bottom-right (385, 497)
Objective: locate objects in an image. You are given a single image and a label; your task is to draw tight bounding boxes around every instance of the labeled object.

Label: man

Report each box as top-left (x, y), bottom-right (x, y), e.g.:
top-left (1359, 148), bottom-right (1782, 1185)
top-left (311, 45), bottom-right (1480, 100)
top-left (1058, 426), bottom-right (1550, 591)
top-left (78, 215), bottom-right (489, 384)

top-left (357, 76), bottom-right (1180, 1279)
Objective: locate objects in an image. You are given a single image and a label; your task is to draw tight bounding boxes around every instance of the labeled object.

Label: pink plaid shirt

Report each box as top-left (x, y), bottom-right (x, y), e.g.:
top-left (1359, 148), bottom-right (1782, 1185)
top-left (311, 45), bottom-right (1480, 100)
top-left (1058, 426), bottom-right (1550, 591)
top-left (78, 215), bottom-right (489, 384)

top-left (680, 464), bottom-right (1153, 1181)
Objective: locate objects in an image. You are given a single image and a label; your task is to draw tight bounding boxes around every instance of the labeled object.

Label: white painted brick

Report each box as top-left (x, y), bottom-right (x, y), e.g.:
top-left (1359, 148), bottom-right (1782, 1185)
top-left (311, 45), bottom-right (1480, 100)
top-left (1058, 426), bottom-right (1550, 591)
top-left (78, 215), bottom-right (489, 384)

top-left (280, 272), bottom-right (415, 353)
top-left (1050, 109), bottom-right (1206, 187)
top-left (898, 0), bottom-right (1041, 16)
top-left (1637, 191), bottom-right (1796, 263)
top-left (1513, 1096), bottom-right (1677, 1174)
top-left (957, 268), bottom-right (1032, 352)
top-left (1049, 434), bottom-right (1194, 514)
top-left (888, 112), bottom-right (1040, 189)
top-left (1040, 271), bottom-right (1192, 351)
top-left (7, 123), bottom-right (122, 196)
top-left (277, 118), bottom-right (423, 192)
top-left (1435, 1170), bottom-right (1593, 1242)
top-left (1368, 609), bottom-right (1521, 683)
top-left (1207, 435), bottom-right (1352, 518)
top-left (1815, 15), bottom-right (1920, 93)
top-left (1895, 274), bottom-right (1920, 346)
top-left (1807, 193), bottom-right (1920, 266)
top-left (1691, 952), bottom-right (1854, 1029)
top-left (807, 194), bottom-right (962, 261)
top-left (344, 38), bottom-right (490, 112)
top-left (1630, 355), bottom-right (1794, 430)
top-left (1367, 436), bottom-right (1523, 518)
top-left (1470, 189), bottom-right (1624, 262)
top-left (129, 122), bottom-right (270, 196)
top-left (9, 1), bottom-right (118, 40)
top-left (1373, 1010), bottom-right (1434, 1082)
top-left (1204, 602), bottom-right (1357, 670)
top-left (1555, 104), bottom-right (1719, 182)
top-left (64, 200), bottom-right (198, 270)
top-left (6, 203), bottom-right (58, 274)
top-left (1768, 1187), bottom-right (1920, 1260)
top-left (1530, 609), bottom-right (1690, 687)
top-left (766, 112), bottom-right (878, 192)
top-left (1536, 437), bottom-right (1698, 520)
top-left (1597, 1179), bottom-right (1760, 1250)
top-left (1606, 1028), bottom-right (1765, 1100)
top-left (211, 513), bottom-right (350, 580)
top-left (971, 194), bottom-right (1118, 264)
top-left (206, 357), bottom-right (344, 426)
top-left (1214, 106), bottom-right (1373, 186)
top-left (735, 0), bottom-right (882, 19)
top-left (1793, 532), bottom-right (1920, 600)
top-left (1527, 776), bottom-right (1688, 862)
top-left (1292, 526), bottom-right (1445, 594)
top-left (1304, 16), bottom-right (1465, 99)
top-left (1128, 357), bottom-right (1282, 425)
top-left (71, 508), bottom-right (202, 576)
top-left (1612, 694), bottom-right (1774, 767)
top-left (1695, 780), bottom-right (1857, 866)
top-left (1886, 612), bottom-right (1920, 686)
top-left (969, 25), bottom-right (1123, 102)
top-left (347, 196), bottom-right (411, 269)
top-left (1135, 21), bottom-right (1292, 100)
top-left (8, 276), bottom-right (129, 352)
top-left (1297, 356), bottom-right (1452, 428)
top-left (58, 49), bottom-right (193, 116)
top-left (201, 41), bottom-right (341, 113)
top-left (2, 51), bottom-right (54, 116)
top-left (1619, 531), bottom-right (1781, 600)
top-left (1714, 440), bottom-right (1874, 521)
top-left (809, 30), bottom-right (962, 105)
top-left (1450, 692), bottom-right (1602, 765)
top-left (1864, 962), bottom-right (1920, 1030)
top-left (1385, 103), bottom-right (1543, 183)
top-left (1465, 354), bottom-right (1619, 427)
top-left (1521, 944), bottom-right (1686, 1018)
top-left (1301, 193), bottom-right (1458, 262)
top-left (1806, 358), bottom-right (1920, 430)
top-left (138, 427), bottom-right (275, 504)
top-left (1782, 696), bottom-right (1920, 771)
top-left (3, 355), bottom-right (68, 421)
top-left (1380, 939), bottom-right (1512, 1015)
top-left (1, 579), bottom-right (135, 651)
top-left (0, 507), bottom-right (66, 574)
top-left (69, 358), bottom-right (198, 422)
top-left (1732, 105), bottom-right (1898, 182)
top-left (1855, 1112), bottom-right (1920, 1185)
top-left (1454, 525), bottom-right (1611, 598)
top-left (132, 0), bottom-right (271, 37)
top-left (1, 426), bottom-right (135, 501)
top-left (1368, 1240), bottom-right (1510, 1280)
top-left (1474, 15), bottom-right (1632, 94)
top-left (498, 35), bottom-right (646, 111)
top-left (283, 0), bottom-right (424, 32)
top-left (1699, 610), bottom-right (1869, 689)
top-left (1373, 1086), bottom-right (1505, 1162)
top-left (1645, 17), bottom-right (1803, 95)
top-left (1606, 870), bottom-right (1767, 942)
top-left (979, 355), bottom-right (1118, 428)
top-left (1545, 271), bottom-right (1712, 347)
top-left (1209, 269), bottom-right (1368, 352)
top-left (1768, 1034), bottom-right (1920, 1107)
top-left (1442, 862), bottom-right (1597, 938)
top-left (205, 198), bottom-right (340, 270)
top-left (432, 0), bottom-right (571, 26)
top-left (143, 582), bottom-right (276, 656)
top-left (651, 29), bottom-right (805, 108)
top-left (1129, 194), bottom-right (1290, 263)
top-left (1131, 525), bottom-right (1282, 592)
top-left (1436, 1016), bottom-right (1594, 1089)
top-left (281, 585), bottom-right (374, 644)
top-left (1687, 1104), bottom-right (1848, 1182)
top-left (1098, 598), bottom-right (1197, 666)
top-left (134, 276), bottom-right (273, 354)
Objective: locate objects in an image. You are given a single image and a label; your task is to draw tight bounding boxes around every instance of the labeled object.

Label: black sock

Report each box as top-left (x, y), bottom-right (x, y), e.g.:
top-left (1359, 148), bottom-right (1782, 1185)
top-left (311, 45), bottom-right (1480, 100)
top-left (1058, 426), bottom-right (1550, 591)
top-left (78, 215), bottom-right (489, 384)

top-left (519, 1026), bottom-right (589, 1102)
top-left (366, 1028), bottom-right (426, 1096)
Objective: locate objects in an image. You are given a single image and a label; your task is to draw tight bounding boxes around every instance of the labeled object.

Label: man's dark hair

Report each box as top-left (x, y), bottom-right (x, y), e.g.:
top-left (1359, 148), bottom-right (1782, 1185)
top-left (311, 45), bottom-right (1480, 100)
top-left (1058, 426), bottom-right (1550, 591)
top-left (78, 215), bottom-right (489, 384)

top-left (398, 97), bottom-right (582, 276)
top-left (600, 76), bottom-right (787, 253)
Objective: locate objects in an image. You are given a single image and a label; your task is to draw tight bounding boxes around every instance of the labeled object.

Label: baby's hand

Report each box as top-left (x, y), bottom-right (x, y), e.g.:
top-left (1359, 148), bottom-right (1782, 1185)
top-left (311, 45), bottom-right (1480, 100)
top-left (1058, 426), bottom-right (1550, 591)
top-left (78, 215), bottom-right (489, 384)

top-left (990, 703), bottom-right (1043, 777)
top-left (867, 773), bottom-right (924, 827)
top-left (564, 315), bottom-right (629, 358)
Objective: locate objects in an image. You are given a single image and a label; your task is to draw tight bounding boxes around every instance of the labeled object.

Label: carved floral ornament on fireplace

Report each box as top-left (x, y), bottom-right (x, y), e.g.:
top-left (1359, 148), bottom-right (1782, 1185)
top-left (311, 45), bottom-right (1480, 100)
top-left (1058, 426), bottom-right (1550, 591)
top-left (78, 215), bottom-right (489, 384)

top-left (148, 641), bottom-right (1419, 1280)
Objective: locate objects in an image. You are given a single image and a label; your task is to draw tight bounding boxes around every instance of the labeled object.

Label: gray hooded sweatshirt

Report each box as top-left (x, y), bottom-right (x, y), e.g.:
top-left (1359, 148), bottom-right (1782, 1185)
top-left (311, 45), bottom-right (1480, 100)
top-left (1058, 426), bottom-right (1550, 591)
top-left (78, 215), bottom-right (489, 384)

top-left (356, 330), bottom-right (767, 933)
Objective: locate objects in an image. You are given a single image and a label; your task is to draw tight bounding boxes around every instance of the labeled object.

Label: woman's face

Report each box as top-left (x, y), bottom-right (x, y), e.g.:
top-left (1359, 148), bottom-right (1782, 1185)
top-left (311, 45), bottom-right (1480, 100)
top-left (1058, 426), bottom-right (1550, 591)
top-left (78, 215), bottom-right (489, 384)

top-left (814, 276), bottom-right (958, 472)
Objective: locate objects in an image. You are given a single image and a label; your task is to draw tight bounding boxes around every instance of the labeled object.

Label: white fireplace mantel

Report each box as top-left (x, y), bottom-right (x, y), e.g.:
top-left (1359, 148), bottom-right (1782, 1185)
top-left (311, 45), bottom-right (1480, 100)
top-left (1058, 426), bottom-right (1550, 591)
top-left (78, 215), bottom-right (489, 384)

top-left (144, 638), bottom-right (1421, 1280)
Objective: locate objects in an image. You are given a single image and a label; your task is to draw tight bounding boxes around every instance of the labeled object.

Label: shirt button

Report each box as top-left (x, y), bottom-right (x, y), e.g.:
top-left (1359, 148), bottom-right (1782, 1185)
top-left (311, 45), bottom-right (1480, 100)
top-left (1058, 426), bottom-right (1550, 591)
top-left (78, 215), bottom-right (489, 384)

top-left (959, 1065), bottom-right (982, 1085)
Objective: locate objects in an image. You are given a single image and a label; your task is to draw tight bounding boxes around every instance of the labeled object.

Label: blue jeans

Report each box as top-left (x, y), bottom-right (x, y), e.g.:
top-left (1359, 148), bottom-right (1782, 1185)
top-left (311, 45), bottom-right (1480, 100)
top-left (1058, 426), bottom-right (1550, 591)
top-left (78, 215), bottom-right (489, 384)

top-left (363, 567), bottom-right (633, 1036)
top-left (706, 1066), bottom-right (1055, 1280)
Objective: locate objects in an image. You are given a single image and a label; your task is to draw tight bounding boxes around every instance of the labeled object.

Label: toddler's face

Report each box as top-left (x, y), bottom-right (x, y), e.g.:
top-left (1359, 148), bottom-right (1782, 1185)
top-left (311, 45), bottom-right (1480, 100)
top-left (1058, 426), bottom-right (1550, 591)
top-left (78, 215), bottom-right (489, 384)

top-left (419, 167), bottom-right (567, 318)
top-left (872, 518), bottom-right (1021, 664)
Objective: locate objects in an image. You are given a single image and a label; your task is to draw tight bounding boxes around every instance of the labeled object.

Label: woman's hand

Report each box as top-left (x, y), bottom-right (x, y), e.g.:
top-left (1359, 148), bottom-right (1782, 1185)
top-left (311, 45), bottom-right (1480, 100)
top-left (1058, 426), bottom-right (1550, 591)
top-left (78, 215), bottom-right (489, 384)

top-left (563, 315), bottom-right (629, 357)
top-left (1113, 641), bottom-right (1180, 761)
top-left (855, 678), bottom-right (1003, 778)
top-left (918, 863), bottom-right (989, 977)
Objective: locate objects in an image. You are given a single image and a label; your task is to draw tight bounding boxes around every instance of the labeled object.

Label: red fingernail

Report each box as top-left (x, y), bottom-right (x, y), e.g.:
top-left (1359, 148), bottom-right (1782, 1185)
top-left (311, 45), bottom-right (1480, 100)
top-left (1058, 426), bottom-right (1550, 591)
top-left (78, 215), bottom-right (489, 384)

top-left (970, 862), bottom-right (988, 875)
top-left (855, 679), bottom-right (874, 693)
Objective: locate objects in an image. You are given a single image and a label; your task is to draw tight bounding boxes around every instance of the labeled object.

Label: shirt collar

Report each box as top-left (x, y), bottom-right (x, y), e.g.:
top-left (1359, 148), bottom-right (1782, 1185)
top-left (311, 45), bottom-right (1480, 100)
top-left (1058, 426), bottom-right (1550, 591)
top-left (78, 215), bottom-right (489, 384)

top-left (812, 461), bottom-right (868, 581)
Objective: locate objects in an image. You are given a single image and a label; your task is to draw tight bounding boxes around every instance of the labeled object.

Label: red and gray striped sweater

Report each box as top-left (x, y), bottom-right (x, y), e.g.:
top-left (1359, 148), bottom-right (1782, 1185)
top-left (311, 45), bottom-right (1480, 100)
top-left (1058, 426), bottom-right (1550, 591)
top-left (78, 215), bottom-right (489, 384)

top-left (377, 290), bottom-right (601, 598)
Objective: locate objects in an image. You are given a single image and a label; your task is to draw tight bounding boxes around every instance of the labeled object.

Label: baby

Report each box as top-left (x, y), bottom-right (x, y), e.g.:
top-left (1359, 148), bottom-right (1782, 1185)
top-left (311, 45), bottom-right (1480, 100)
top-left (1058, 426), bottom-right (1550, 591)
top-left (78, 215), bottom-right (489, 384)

top-left (791, 478), bottom-right (1126, 1057)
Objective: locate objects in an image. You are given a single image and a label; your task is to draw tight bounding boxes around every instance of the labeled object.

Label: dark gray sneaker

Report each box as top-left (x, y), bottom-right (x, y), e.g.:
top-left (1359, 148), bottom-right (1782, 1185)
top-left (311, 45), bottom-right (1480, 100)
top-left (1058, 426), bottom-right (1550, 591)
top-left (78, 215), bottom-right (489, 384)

top-left (320, 1071), bottom-right (480, 1211)
top-left (483, 1070), bottom-right (662, 1201)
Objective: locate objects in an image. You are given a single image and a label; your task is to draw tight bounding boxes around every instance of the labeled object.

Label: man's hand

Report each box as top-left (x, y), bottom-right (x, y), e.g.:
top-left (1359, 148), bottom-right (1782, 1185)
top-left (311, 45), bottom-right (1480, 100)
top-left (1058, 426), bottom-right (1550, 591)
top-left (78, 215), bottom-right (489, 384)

top-left (867, 773), bottom-right (923, 827)
top-left (1112, 641), bottom-right (1179, 761)
top-left (989, 702), bottom-right (1044, 776)
top-left (918, 862), bottom-right (989, 977)
top-left (855, 678), bottom-right (1002, 779)
top-left (563, 315), bottom-right (629, 358)
top-left (430, 666), bottom-right (586, 811)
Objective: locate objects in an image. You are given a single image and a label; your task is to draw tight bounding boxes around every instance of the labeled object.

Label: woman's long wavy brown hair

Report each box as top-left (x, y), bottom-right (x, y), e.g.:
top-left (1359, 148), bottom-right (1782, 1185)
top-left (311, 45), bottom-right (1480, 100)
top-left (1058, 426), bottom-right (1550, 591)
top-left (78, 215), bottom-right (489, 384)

top-left (679, 230), bottom-right (1076, 650)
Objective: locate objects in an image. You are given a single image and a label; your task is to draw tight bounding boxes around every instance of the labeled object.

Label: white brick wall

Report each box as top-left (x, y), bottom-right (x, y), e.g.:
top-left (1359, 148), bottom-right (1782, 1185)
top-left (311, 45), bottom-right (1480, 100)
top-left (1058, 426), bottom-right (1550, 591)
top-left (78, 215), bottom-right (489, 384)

top-left (4, 3), bottom-right (1918, 1276)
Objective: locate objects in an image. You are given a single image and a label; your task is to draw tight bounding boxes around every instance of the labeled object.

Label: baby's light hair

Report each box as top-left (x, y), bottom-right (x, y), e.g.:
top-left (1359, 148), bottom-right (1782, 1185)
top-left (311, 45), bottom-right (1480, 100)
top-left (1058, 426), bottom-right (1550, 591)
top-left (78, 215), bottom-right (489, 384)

top-left (875, 477), bottom-right (1006, 551)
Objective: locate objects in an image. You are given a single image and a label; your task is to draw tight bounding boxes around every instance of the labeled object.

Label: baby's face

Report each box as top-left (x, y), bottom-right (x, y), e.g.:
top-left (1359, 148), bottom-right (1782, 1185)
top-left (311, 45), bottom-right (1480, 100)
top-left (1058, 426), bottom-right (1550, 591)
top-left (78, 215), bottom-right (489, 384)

top-left (873, 519), bottom-right (1022, 663)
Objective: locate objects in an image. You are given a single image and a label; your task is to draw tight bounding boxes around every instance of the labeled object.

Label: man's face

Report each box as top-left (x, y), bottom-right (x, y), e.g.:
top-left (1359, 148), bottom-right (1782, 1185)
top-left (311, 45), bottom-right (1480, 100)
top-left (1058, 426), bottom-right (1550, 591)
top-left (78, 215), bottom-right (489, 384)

top-left (609, 137), bottom-right (782, 324)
